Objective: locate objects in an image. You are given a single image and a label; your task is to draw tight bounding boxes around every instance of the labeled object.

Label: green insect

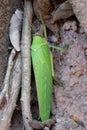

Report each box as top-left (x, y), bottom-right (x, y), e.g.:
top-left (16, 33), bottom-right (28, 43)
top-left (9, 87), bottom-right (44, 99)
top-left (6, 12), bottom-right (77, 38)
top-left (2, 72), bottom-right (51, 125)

top-left (31, 12), bottom-right (72, 121)
top-left (31, 35), bottom-right (54, 121)
top-left (31, 33), bottom-right (72, 121)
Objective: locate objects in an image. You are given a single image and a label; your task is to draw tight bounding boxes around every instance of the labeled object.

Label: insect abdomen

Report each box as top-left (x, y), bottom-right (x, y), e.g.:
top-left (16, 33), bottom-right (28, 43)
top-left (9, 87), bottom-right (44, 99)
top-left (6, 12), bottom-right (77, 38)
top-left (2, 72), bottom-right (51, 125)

top-left (31, 35), bottom-right (53, 121)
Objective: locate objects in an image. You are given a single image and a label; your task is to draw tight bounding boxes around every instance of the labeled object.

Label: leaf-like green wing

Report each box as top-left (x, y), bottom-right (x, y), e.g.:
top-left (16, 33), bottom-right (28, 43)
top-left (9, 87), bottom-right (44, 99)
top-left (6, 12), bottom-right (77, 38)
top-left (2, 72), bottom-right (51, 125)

top-left (31, 35), bottom-right (53, 121)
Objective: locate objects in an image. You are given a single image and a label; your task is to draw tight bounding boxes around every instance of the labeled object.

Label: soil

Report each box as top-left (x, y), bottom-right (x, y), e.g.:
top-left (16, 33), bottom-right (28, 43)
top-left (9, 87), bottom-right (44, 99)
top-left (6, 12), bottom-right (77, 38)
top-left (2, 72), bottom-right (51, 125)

top-left (53, 21), bottom-right (87, 130)
top-left (0, 0), bottom-right (87, 130)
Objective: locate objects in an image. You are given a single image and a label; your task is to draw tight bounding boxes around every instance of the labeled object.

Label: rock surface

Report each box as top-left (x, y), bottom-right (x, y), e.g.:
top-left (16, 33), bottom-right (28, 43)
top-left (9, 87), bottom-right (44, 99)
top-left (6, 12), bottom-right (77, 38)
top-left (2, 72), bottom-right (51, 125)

top-left (53, 20), bottom-right (87, 130)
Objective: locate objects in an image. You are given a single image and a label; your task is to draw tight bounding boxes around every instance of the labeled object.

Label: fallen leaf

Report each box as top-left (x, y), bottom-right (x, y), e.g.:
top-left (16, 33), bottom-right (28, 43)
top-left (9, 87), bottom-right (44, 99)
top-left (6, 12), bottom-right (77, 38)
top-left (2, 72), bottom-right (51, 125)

top-left (9, 9), bottom-right (23, 52)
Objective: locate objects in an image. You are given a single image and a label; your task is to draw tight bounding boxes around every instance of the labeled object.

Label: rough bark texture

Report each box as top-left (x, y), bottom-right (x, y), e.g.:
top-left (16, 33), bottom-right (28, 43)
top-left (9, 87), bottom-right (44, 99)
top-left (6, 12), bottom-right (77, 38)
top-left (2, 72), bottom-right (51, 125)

top-left (21, 1), bottom-right (33, 130)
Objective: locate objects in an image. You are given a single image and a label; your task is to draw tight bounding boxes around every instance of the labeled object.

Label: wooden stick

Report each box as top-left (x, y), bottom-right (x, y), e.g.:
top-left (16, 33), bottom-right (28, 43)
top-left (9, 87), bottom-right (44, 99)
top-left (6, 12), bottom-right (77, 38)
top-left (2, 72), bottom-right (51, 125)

top-left (0, 49), bottom-right (16, 103)
top-left (0, 54), bottom-right (21, 130)
top-left (21, 1), bottom-right (33, 130)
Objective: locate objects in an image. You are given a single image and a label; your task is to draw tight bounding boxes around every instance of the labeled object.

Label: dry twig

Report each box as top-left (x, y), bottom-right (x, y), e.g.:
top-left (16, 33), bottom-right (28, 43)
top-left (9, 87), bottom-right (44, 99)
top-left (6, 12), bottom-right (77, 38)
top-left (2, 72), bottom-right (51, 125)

top-left (21, 1), bottom-right (33, 130)
top-left (0, 49), bottom-right (16, 104)
top-left (0, 54), bottom-right (21, 130)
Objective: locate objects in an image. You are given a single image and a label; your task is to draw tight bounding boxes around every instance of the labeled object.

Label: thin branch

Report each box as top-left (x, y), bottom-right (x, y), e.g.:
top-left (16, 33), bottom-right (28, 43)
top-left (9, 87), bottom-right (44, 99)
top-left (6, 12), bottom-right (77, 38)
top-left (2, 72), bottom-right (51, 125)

top-left (0, 49), bottom-right (16, 103)
top-left (0, 54), bottom-right (21, 130)
top-left (21, 1), bottom-right (33, 130)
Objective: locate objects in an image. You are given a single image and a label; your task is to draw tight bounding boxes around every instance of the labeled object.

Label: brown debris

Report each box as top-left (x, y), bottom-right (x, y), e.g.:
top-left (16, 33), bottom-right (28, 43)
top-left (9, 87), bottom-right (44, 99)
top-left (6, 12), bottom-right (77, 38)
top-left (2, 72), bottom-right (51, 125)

top-left (29, 118), bottom-right (55, 129)
top-left (0, 97), bottom-right (7, 110)
top-left (63, 21), bottom-right (77, 31)
top-left (69, 0), bottom-right (87, 34)
top-left (33, 0), bottom-right (59, 38)
top-left (51, 0), bottom-right (66, 9)
top-left (70, 115), bottom-right (85, 128)
top-left (37, 0), bottom-right (52, 15)
top-left (51, 1), bottom-right (73, 23)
